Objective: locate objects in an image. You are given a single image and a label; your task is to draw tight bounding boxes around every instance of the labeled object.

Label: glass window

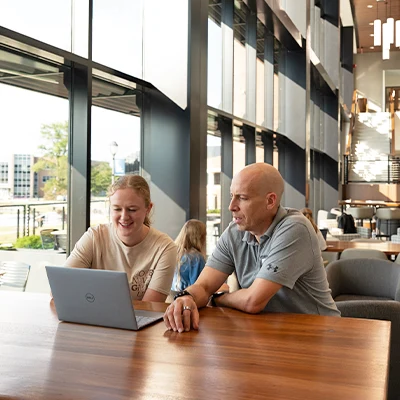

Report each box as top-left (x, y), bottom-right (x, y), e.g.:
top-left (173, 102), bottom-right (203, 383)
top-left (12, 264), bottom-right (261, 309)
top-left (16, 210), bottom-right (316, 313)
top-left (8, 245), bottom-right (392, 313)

top-left (0, 49), bottom-right (69, 287)
top-left (0, 0), bottom-right (72, 51)
top-left (256, 131), bottom-right (264, 163)
top-left (273, 39), bottom-right (281, 132)
top-left (206, 113), bottom-right (221, 256)
top-left (207, 1), bottom-right (223, 109)
top-left (233, 2), bottom-right (247, 119)
top-left (90, 73), bottom-right (142, 226)
top-left (71, 0), bottom-right (89, 58)
top-left (93, 0), bottom-right (143, 78)
top-left (256, 21), bottom-right (265, 127)
top-left (233, 124), bottom-right (246, 176)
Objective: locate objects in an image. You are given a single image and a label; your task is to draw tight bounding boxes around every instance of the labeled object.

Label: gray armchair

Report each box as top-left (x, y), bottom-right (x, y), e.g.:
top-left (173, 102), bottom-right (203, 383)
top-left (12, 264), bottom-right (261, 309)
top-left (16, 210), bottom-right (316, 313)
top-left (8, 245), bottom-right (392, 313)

top-left (326, 259), bottom-right (400, 400)
top-left (339, 248), bottom-right (388, 261)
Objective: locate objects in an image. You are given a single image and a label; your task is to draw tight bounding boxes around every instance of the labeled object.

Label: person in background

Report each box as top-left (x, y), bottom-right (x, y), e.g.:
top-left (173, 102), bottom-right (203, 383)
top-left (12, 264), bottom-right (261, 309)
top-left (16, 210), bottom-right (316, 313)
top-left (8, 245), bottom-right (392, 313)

top-left (171, 219), bottom-right (207, 292)
top-left (64, 175), bottom-right (177, 302)
top-left (300, 207), bottom-right (327, 251)
top-left (164, 163), bottom-right (340, 333)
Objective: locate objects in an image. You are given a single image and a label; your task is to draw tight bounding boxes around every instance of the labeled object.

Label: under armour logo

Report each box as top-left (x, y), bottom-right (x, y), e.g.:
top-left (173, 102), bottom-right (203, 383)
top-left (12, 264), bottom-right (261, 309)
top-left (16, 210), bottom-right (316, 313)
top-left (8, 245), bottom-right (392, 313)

top-left (266, 264), bottom-right (279, 272)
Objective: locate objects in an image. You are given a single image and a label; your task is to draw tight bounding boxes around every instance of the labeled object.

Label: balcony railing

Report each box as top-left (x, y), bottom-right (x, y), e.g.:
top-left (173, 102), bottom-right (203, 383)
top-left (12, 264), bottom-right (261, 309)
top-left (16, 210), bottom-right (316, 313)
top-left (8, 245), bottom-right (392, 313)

top-left (344, 155), bottom-right (400, 184)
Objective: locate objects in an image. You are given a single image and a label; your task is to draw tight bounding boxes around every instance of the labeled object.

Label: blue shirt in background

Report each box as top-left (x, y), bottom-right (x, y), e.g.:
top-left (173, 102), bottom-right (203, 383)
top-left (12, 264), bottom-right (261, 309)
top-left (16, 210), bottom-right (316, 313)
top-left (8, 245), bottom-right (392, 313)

top-left (171, 251), bottom-right (205, 291)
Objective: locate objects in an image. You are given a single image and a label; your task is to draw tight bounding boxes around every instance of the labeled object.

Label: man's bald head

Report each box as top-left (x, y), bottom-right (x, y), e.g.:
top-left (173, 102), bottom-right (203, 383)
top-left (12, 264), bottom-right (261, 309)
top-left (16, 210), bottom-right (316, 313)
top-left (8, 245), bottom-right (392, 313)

top-left (235, 163), bottom-right (284, 206)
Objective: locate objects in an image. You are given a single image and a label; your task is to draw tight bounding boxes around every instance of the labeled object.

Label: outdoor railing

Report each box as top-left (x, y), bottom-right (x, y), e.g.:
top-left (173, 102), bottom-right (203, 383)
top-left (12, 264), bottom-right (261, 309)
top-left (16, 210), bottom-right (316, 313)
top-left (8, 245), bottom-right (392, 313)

top-left (0, 199), bottom-right (109, 243)
top-left (344, 155), bottom-right (400, 184)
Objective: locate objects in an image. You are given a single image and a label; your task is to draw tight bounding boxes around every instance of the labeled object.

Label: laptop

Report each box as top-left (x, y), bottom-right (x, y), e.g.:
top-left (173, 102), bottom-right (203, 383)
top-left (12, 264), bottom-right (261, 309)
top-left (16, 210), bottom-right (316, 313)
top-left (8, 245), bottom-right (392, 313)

top-left (45, 266), bottom-right (165, 330)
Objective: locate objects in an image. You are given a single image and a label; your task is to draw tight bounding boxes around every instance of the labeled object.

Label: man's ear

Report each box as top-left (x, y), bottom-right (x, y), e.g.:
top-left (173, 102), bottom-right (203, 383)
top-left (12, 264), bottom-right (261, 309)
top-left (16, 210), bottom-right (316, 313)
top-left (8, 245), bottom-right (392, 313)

top-left (266, 193), bottom-right (277, 209)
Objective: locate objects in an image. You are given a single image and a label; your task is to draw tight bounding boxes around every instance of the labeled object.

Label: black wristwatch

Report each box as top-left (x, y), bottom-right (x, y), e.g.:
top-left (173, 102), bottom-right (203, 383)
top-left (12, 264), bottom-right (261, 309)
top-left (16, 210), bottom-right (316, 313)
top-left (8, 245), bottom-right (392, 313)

top-left (173, 290), bottom-right (194, 301)
top-left (210, 291), bottom-right (226, 307)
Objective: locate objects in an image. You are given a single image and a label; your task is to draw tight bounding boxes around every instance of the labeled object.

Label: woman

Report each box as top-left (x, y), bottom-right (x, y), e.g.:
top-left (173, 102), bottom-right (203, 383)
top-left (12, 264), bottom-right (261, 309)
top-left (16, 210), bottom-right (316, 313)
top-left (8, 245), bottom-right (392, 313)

top-left (171, 219), bottom-right (207, 292)
top-left (65, 175), bottom-right (177, 302)
top-left (300, 207), bottom-right (327, 251)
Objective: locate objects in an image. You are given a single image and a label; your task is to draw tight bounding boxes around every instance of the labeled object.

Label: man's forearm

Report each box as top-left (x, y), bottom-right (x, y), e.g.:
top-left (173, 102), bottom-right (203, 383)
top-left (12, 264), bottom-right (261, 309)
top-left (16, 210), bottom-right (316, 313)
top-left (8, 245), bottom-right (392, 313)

top-left (214, 288), bottom-right (269, 314)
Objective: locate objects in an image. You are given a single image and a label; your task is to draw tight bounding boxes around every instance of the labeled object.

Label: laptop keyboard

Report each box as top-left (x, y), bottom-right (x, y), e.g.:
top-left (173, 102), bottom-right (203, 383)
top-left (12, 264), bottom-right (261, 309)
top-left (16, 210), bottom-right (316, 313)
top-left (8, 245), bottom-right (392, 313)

top-left (136, 315), bottom-right (160, 328)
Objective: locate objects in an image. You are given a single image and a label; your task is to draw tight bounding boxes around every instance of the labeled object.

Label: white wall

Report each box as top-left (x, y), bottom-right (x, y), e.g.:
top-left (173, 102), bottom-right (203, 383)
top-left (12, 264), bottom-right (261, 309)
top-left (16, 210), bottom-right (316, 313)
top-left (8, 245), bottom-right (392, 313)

top-left (354, 52), bottom-right (400, 110)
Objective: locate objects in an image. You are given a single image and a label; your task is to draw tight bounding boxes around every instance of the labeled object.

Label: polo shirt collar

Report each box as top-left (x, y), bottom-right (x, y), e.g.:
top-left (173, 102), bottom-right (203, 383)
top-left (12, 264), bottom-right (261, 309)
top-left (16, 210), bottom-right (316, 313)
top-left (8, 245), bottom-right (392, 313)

top-left (242, 206), bottom-right (288, 244)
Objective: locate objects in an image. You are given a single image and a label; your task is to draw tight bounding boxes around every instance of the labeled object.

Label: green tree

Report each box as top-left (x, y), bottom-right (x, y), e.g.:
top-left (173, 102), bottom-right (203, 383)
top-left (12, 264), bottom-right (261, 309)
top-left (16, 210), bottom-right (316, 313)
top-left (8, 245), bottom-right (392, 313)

top-left (32, 122), bottom-right (68, 200)
top-left (91, 162), bottom-right (112, 196)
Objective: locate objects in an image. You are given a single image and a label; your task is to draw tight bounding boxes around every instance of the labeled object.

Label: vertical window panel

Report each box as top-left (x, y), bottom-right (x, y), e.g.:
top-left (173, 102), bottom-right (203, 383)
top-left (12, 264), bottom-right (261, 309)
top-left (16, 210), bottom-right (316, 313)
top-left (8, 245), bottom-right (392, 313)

top-left (90, 75), bottom-right (141, 226)
top-left (208, 1), bottom-right (223, 109)
top-left (93, 0), bottom-right (143, 78)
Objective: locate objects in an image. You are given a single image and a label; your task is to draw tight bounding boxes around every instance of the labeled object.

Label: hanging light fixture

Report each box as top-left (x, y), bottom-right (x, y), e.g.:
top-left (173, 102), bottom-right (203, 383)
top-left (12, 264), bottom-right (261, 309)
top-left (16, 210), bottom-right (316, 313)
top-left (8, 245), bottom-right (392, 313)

top-left (387, 0), bottom-right (394, 44)
top-left (374, 1), bottom-right (382, 46)
top-left (396, 20), bottom-right (400, 47)
top-left (372, 0), bottom-right (400, 59)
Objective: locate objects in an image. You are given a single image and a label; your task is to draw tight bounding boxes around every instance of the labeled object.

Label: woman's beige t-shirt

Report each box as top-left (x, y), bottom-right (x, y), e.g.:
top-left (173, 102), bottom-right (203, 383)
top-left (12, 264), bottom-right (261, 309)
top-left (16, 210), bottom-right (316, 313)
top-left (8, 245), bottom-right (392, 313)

top-left (64, 224), bottom-right (177, 300)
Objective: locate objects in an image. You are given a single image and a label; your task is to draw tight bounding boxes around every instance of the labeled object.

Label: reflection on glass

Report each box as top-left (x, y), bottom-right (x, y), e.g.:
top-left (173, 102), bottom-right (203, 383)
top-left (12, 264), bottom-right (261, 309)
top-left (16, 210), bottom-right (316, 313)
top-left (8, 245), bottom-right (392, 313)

top-left (0, 49), bottom-right (69, 280)
top-left (93, 0), bottom-right (143, 78)
top-left (207, 2), bottom-right (223, 109)
top-left (233, 125), bottom-right (245, 176)
top-left (0, 0), bottom-right (72, 51)
top-left (233, 3), bottom-right (247, 119)
top-left (90, 75), bottom-right (141, 226)
top-left (206, 113), bottom-right (221, 255)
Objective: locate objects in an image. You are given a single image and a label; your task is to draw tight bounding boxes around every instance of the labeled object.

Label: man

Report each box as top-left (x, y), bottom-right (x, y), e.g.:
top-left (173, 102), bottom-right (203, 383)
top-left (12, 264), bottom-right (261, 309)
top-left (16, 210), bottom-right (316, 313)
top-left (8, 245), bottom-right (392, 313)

top-left (164, 163), bottom-right (340, 333)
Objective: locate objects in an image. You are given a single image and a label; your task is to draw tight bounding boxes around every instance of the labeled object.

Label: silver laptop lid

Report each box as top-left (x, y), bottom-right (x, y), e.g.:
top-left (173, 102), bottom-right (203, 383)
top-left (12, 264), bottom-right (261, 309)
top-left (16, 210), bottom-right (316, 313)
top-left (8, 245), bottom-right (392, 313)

top-left (46, 266), bottom-right (139, 330)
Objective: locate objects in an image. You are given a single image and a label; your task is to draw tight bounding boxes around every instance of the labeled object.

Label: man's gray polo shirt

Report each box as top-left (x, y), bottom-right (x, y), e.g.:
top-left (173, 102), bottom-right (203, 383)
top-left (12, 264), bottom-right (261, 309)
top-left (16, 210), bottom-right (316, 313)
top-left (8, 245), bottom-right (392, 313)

top-left (207, 207), bottom-right (340, 316)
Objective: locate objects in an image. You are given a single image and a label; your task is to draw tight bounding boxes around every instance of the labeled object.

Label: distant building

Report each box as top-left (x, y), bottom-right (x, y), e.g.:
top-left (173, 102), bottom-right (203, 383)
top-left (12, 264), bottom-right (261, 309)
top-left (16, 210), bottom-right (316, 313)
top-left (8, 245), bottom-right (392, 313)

top-left (0, 154), bottom-right (53, 200)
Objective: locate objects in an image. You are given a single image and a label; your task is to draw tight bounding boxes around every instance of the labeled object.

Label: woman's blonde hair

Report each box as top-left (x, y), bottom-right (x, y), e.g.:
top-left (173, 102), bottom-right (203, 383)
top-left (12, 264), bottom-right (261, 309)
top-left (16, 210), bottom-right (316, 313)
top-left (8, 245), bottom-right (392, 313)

top-left (174, 219), bottom-right (207, 287)
top-left (108, 174), bottom-right (152, 227)
top-left (300, 207), bottom-right (318, 233)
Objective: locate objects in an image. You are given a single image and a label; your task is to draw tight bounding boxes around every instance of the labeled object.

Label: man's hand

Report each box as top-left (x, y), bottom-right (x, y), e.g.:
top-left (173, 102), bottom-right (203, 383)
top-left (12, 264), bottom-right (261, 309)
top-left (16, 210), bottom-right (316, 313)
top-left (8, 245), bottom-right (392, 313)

top-left (163, 296), bottom-right (200, 333)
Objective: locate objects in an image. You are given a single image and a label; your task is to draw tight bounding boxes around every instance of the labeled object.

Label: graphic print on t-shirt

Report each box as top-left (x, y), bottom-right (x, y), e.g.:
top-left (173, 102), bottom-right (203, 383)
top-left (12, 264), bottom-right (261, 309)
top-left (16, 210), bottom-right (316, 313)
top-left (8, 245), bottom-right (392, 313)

top-left (130, 269), bottom-right (154, 298)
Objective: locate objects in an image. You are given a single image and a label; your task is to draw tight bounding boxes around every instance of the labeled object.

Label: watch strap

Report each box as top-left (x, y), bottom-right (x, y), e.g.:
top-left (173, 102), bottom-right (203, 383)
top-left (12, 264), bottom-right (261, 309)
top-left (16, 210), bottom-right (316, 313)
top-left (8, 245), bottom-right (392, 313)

top-left (211, 291), bottom-right (226, 307)
top-left (173, 290), bottom-right (194, 301)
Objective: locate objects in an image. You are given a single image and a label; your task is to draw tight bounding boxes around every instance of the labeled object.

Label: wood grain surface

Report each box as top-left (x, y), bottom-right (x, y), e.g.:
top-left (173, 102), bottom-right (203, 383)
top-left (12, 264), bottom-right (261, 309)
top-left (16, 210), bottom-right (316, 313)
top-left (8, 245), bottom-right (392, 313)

top-left (326, 240), bottom-right (400, 256)
top-left (0, 292), bottom-right (390, 400)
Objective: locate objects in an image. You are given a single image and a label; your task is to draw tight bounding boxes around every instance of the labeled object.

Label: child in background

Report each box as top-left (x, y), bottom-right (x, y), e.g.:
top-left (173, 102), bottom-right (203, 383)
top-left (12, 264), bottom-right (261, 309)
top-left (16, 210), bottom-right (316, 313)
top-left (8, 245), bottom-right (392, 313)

top-left (300, 207), bottom-right (327, 251)
top-left (171, 219), bottom-right (207, 292)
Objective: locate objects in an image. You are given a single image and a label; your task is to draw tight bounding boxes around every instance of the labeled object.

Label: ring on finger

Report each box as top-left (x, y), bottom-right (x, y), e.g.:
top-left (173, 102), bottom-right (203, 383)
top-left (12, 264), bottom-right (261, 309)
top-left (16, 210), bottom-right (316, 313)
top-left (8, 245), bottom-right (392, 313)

top-left (182, 305), bottom-right (192, 312)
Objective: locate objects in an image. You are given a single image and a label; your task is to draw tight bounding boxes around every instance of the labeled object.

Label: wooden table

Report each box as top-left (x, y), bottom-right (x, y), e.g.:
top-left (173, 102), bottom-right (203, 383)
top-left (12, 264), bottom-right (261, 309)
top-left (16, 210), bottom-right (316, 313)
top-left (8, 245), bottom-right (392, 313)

top-left (326, 240), bottom-right (400, 256)
top-left (0, 292), bottom-right (390, 400)
top-left (339, 200), bottom-right (400, 212)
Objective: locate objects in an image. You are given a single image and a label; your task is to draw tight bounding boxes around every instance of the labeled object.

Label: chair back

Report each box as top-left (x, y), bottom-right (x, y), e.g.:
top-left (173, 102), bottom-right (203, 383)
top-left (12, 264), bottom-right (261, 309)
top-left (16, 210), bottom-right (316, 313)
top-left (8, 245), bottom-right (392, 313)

top-left (326, 258), bottom-right (400, 301)
top-left (0, 261), bottom-right (31, 291)
top-left (340, 248), bottom-right (388, 260)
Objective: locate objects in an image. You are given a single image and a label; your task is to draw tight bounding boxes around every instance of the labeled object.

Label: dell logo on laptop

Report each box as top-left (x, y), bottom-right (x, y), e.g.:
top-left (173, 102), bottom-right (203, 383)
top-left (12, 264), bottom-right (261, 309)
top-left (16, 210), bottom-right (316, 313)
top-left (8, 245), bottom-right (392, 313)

top-left (85, 293), bottom-right (95, 303)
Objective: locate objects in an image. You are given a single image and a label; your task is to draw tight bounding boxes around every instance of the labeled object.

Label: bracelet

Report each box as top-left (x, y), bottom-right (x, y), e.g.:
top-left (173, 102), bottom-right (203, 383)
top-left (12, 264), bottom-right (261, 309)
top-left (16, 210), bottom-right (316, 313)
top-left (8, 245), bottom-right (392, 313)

top-left (173, 290), bottom-right (194, 301)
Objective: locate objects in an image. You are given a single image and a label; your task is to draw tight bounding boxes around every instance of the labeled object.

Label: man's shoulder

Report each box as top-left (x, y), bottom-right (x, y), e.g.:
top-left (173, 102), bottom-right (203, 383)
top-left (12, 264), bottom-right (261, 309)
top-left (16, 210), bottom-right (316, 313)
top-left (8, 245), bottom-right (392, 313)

top-left (279, 208), bottom-right (309, 226)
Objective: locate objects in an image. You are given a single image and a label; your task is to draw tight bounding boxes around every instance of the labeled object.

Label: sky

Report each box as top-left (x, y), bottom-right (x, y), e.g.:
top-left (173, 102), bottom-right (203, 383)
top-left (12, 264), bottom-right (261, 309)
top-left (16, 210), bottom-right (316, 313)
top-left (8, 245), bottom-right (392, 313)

top-left (0, 83), bottom-right (141, 164)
